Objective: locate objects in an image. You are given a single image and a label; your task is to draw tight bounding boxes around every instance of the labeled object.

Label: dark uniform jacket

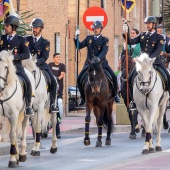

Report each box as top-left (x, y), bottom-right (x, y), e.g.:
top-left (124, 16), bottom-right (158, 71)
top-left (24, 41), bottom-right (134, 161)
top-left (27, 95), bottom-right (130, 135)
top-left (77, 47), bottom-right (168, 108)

top-left (129, 31), bottom-right (164, 59)
top-left (74, 35), bottom-right (109, 68)
top-left (0, 34), bottom-right (30, 72)
top-left (165, 38), bottom-right (170, 54)
top-left (25, 35), bottom-right (50, 70)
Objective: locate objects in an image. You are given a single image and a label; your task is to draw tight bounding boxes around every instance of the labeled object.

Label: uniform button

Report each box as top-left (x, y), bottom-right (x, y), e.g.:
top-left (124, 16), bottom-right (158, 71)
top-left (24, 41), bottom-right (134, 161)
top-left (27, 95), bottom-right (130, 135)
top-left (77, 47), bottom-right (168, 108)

top-left (146, 44), bottom-right (148, 46)
top-left (145, 48), bottom-right (147, 50)
top-left (147, 40), bottom-right (148, 42)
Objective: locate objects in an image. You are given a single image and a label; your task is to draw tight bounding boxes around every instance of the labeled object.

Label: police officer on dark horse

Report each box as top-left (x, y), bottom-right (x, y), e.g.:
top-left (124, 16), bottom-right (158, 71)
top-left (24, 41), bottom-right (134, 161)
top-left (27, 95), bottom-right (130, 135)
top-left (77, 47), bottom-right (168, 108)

top-left (25, 18), bottom-right (58, 113)
top-left (0, 15), bottom-right (34, 116)
top-left (74, 20), bottom-right (120, 104)
top-left (123, 16), bottom-right (170, 111)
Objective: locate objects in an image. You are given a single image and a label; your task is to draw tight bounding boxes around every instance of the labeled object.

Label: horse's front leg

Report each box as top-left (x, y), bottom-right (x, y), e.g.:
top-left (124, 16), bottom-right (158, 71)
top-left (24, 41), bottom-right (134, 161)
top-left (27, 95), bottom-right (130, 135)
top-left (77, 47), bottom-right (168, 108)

top-left (84, 102), bottom-right (92, 146)
top-left (50, 112), bottom-right (57, 153)
top-left (8, 116), bottom-right (19, 168)
top-left (105, 101), bottom-right (113, 145)
top-left (19, 114), bottom-right (29, 162)
top-left (95, 107), bottom-right (105, 147)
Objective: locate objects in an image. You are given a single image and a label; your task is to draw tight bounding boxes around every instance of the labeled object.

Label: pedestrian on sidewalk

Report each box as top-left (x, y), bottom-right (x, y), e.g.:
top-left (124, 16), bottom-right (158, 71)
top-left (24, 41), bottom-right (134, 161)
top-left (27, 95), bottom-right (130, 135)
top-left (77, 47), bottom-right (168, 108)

top-left (49, 53), bottom-right (66, 139)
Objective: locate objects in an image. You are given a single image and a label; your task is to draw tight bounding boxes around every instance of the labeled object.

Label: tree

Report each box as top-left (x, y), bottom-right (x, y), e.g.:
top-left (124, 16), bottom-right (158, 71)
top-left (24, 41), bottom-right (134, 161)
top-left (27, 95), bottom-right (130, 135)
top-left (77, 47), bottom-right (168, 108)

top-left (163, 0), bottom-right (170, 33)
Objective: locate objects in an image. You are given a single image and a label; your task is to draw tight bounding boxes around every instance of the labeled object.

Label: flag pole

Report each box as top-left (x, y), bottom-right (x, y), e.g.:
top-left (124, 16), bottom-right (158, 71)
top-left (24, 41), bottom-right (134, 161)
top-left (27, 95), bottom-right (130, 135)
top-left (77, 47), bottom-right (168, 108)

top-left (124, 0), bottom-right (129, 107)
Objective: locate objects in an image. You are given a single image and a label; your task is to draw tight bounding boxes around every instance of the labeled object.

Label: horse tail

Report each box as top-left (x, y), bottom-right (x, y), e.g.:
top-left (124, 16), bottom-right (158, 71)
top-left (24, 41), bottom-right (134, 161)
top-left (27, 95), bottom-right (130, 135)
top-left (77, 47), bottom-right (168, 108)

top-left (103, 109), bottom-right (113, 132)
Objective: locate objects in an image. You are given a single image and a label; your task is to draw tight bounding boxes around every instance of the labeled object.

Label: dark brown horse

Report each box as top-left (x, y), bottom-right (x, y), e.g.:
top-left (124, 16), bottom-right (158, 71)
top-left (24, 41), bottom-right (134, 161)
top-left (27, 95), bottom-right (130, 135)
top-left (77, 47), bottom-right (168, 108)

top-left (120, 54), bottom-right (141, 139)
top-left (83, 57), bottom-right (114, 147)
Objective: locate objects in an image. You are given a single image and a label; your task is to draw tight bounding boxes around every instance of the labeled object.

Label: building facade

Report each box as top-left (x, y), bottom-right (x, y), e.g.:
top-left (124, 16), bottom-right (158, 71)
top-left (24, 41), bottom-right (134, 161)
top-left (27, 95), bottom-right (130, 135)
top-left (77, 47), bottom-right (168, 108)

top-left (12, 0), bottom-right (153, 114)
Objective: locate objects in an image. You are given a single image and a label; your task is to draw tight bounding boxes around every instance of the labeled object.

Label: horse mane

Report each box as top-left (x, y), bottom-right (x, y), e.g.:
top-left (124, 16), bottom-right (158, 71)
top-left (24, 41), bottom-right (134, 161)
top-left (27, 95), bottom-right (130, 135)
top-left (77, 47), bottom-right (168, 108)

top-left (88, 57), bottom-right (103, 73)
top-left (22, 54), bottom-right (36, 71)
top-left (0, 50), bottom-right (17, 84)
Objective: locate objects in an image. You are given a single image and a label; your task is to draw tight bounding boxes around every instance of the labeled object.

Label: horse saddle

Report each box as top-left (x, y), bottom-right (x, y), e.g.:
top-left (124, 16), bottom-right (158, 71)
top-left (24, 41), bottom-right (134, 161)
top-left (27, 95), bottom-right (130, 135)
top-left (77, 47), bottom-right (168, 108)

top-left (40, 69), bottom-right (51, 92)
top-left (80, 69), bottom-right (113, 90)
top-left (154, 65), bottom-right (168, 91)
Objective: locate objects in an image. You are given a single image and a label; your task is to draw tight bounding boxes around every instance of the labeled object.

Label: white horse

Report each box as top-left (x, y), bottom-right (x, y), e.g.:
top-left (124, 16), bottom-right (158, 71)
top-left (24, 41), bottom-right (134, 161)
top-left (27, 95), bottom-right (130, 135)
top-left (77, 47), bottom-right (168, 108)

top-left (22, 56), bottom-right (57, 156)
top-left (134, 53), bottom-right (169, 154)
top-left (0, 51), bottom-right (35, 167)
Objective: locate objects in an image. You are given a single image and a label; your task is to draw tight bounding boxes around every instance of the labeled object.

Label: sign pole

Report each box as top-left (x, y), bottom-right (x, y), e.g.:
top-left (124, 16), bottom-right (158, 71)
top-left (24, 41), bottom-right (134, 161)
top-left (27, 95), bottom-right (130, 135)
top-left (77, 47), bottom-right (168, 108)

top-left (76, 0), bottom-right (80, 107)
top-left (124, 0), bottom-right (129, 107)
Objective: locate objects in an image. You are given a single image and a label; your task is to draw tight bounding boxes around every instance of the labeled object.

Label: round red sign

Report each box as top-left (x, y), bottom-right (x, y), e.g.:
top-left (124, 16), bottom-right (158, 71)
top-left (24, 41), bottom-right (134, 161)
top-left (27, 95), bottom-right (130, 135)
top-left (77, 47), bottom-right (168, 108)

top-left (83, 6), bottom-right (108, 31)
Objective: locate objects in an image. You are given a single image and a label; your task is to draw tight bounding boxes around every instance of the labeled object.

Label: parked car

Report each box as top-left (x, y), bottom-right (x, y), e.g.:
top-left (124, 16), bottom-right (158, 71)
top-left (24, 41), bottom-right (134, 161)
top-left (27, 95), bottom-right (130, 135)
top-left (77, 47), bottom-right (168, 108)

top-left (68, 85), bottom-right (85, 111)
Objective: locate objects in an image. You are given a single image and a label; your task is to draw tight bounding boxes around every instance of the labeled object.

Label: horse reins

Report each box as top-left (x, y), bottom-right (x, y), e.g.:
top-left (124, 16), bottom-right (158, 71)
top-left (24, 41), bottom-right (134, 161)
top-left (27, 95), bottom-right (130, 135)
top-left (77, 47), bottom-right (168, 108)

top-left (0, 80), bottom-right (17, 116)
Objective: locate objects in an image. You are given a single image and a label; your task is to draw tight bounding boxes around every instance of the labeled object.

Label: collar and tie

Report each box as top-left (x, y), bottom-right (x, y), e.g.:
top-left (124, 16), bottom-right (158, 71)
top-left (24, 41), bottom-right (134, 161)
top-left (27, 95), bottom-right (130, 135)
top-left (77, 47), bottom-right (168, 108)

top-left (34, 37), bottom-right (37, 43)
top-left (7, 35), bottom-right (12, 43)
top-left (94, 36), bottom-right (98, 40)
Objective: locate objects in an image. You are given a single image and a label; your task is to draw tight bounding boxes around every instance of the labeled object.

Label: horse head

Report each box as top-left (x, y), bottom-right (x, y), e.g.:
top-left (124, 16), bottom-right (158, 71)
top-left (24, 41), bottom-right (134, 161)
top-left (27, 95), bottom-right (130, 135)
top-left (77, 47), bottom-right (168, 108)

top-left (135, 53), bottom-right (155, 94)
top-left (87, 56), bottom-right (104, 96)
top-left (0, 50), bottom-right (16, 93)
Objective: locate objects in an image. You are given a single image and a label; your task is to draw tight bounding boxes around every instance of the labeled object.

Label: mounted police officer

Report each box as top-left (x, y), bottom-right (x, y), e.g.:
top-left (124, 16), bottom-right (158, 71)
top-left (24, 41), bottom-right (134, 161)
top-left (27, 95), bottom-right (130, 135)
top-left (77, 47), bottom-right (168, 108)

top-left (123, 16), bottom-right (170, 110)
top-left (25, 18), bottom-right (57, 113)
top-left (74, 20), bottom-right (120, 104)
top-left (0, 15), bottom-right (34, 116)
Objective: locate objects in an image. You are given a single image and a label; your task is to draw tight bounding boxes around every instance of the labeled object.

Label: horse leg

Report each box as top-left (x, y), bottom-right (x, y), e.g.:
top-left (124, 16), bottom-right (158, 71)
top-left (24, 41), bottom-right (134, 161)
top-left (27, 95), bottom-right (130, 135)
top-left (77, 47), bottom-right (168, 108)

top-left (8, 117), bottom-right (19, 168)
top-left (155, 106), bottom-right (166, 152)
top-left (84, 103), bottom-right (92, 146)
top-left (163, 108), bottom-right (169, 130)
top-left (19, 114), bottom-right (29, 162)
top-left (105, 102), bottom-right (113, 145)
top-left (30, 105), bottom-right (43, 156)
top-left (128, 110), bottom-right (136, 139)
top-left (95, 107), bottom-right (104, 147)
top-left (50, 112), bottom-right (57, 153)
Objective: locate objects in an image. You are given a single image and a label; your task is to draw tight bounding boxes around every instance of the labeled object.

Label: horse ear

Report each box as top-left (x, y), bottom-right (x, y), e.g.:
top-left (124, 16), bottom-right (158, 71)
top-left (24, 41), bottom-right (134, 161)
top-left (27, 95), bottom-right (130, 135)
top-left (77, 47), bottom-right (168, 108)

top-left (31, 53), bottom-right (37, 62)
top-left (134, 57), bottom-right (142, 65)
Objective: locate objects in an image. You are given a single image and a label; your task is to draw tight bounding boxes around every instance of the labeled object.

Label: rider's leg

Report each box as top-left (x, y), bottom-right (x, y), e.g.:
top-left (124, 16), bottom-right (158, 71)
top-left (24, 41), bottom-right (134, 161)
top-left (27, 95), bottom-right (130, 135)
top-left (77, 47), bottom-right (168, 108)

top-left (46, 69), bottom-right (58, 113)
top-left (129, 68), bottom-right (138, 110)
top-left (17, 71), bottom-right (34, 116)
top-left (104, 65), bottom-right (120, 103)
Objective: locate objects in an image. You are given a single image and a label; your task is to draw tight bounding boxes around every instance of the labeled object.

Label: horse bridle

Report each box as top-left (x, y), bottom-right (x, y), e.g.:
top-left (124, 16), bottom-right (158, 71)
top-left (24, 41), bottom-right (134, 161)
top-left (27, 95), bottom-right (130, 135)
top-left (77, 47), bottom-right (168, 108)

top-left (0, 66), bottom-right (9, 88)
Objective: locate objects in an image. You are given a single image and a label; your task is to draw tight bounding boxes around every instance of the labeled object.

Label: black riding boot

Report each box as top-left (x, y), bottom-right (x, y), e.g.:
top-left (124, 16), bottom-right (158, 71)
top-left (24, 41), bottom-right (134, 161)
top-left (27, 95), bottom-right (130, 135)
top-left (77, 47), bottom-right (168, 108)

top-left (129, 69), bottom-right (137, 111)
top-left (49, 93), bottom-right (59, 114)
top-left (25, 97), bottom-right (34, 116)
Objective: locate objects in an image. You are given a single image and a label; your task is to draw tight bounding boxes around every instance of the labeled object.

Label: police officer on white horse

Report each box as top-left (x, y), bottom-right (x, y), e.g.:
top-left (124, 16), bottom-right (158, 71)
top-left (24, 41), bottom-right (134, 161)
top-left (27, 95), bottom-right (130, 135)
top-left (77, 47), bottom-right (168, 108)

top-left (0, 15), bottom-right (34, 116)
top-left (75, 20), bottom-right (120, 104)
top-left (25, 18), bottom-right (58, 113)
top-left (123, 16), bottom-right (170, 110)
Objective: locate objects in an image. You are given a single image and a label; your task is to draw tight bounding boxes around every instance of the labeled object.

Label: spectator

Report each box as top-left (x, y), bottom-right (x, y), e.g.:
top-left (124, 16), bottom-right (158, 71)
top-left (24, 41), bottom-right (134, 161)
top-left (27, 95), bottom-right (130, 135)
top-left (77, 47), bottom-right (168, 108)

top-left (49, 53), bottom-right (66, 139)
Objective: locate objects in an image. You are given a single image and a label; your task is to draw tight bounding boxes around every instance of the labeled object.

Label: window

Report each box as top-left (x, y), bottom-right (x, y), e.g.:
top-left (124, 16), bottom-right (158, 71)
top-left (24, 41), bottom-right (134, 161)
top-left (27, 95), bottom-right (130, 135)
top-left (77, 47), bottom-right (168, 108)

top-left (55, 32), bottom-right (60, 53)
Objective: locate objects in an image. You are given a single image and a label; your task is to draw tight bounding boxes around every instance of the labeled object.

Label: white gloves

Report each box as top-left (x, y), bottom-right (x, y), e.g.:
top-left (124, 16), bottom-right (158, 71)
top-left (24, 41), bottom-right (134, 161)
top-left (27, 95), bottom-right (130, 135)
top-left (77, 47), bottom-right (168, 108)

top-left (75, 29), bottom-right (80, 38)
top-left (123, 21), bottom-right (128, 33)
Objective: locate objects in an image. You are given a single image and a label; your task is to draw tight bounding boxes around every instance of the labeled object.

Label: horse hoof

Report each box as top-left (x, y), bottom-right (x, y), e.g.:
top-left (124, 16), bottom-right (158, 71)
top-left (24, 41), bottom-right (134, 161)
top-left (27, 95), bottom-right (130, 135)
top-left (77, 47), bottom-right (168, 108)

top-left (142, 149), bottom-right (149, 154)
top-left (50, 147), bottom-right (57, 154)
top-left (149, 148), bottom-right (155, 153)
top-left (156, 146), bottom-right (162, 152)
top-left (168, 128), bottom-right (170, 133)
top-left (41, 132), bottom-right (48, 138)
top-left (8, 161), bottom-right (19, 168)
top-left (105, 140), bottom-right (111, 145)
top-left (19, 154), bottom-right (27, 162)
top-left (129, 133), bottom-right (136, 139)
top-left (84, 140), bottom-right (91, 146)
top-left (141, 133), bottom-right (146, 138)
top-left (30, 150), bottom-right (40, 156)
top-left (163, 122), bottom-right (169, 130)
top-left (96, 141), bottom-right (102, 147)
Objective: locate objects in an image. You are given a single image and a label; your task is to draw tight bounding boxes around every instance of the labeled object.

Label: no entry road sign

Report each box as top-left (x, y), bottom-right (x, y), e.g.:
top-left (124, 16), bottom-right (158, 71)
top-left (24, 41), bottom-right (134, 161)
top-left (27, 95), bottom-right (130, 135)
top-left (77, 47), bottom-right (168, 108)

top-left (83, 6), bottom-right (108, 31)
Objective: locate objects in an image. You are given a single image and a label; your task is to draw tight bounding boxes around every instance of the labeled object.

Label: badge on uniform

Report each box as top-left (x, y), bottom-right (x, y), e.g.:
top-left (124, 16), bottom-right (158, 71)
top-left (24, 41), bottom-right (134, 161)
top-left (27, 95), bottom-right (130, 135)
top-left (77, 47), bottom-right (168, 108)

top-left (25, 41), bottom-right (29, 47)
top-left (141, 36), bottom-right (144, 39)
top-left (38, 50), bottom-right (40, 55)
top-left (14, 47), bottom-right (18, 54)
top-left (89, 39), bottom-right (92, 44)
top-left (0, 40), bottom-right (3, 45)
top-left (152, 44), bottom-right (155, 46)
top-left (46, 46), bottom-right (50, 51)
top-left (160, 40), bottom-right (164, 45)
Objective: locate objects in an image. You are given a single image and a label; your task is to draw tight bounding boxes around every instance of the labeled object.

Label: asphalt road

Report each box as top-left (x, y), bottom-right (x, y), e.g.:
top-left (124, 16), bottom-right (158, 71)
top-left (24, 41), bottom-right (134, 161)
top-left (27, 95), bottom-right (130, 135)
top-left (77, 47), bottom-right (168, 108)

top-left (0, 131), bottom-right (170, 170)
